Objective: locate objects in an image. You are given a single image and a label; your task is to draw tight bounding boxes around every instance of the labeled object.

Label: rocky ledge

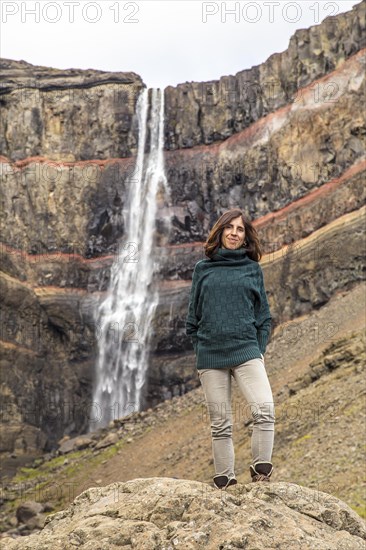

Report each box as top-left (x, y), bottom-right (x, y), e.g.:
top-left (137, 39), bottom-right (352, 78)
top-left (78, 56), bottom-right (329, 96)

top-left (2, 477), bottom-right (366, 549)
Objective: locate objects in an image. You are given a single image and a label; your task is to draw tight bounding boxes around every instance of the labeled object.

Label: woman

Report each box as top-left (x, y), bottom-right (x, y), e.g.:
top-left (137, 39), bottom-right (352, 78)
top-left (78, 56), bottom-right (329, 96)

top-left (185, 208), bottom-right (275, 490)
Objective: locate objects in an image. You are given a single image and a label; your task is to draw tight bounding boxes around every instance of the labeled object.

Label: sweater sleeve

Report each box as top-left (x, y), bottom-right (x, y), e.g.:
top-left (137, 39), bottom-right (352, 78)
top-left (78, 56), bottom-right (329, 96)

top-left (185, 262), bottom-right (201, 352)
top-left (254, 265), bottom-right (272, 355)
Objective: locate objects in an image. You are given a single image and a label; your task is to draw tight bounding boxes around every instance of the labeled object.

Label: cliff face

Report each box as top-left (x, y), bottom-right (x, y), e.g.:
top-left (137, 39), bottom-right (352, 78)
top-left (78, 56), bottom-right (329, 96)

top-left (164, 1), bottom-right (365, 150)
top-left (0, 1), bottom-right (365, 457)
top-left (0, 59), bottom-right (144, 161)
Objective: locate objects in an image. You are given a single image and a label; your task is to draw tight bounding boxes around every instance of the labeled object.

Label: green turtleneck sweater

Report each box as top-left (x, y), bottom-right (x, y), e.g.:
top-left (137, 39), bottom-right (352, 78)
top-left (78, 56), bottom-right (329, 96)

top-left (185, 247), bottom-right (272, 370)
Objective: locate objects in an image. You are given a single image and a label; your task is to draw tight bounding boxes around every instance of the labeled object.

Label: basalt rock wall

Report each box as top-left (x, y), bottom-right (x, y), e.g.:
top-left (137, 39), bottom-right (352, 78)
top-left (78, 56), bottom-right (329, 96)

top-left (0, 1), bottom-right (365, 456)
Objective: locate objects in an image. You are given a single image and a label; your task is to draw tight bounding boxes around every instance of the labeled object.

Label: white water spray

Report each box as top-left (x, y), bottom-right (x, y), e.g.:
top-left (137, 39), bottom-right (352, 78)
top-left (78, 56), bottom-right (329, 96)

top-left (89, 88), bottom-right (171, 431)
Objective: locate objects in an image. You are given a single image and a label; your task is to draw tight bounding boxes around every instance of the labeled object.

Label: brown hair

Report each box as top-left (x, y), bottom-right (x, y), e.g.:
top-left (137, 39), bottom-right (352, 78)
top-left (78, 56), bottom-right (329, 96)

top-left (203, 208), bottom-right (263, 262)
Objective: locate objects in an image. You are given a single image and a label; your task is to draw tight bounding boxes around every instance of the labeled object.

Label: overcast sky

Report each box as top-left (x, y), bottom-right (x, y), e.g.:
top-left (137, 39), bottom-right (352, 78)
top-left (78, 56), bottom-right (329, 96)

top-left (0, 1), bottom-right (359, 89)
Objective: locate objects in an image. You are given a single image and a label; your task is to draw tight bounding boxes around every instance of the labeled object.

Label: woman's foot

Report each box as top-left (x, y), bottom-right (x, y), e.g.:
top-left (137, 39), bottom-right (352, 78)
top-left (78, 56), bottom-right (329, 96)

top-left (213, 475), bottom-right (238, 489)
top-left (249, 461), bottom-right (273, 482)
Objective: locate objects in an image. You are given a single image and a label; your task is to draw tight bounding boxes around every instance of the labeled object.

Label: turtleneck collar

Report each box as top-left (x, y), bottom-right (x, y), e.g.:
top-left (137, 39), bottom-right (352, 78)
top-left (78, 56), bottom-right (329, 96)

top-left (211, 246), bottom-right (248, 261)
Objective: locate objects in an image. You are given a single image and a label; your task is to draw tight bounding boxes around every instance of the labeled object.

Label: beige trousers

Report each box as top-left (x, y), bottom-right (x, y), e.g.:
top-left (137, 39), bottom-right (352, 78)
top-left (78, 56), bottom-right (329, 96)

top-left (198, 356), bottom-right (275, 478)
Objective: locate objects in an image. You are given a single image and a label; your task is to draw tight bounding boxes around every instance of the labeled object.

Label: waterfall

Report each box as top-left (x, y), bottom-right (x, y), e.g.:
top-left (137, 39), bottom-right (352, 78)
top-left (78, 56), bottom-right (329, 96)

top-left (89, 88), bottom-right (171, 431)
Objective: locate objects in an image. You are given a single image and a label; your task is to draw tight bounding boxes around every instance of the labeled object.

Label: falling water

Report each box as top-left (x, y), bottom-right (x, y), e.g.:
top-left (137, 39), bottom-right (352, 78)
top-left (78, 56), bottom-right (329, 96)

top-left (89, 88), bottom-right (171, 431)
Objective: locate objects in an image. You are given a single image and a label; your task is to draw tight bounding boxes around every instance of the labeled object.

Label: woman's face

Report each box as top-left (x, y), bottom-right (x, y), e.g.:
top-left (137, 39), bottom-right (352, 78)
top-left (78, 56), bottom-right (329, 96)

top-left (221, 216), bottom-right (246, 249)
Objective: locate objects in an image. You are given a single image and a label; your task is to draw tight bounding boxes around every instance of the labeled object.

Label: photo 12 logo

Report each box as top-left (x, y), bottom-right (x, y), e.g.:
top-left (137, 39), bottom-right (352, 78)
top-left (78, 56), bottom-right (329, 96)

top-left (201, 2), bottom-right (340, 24)
top-left (1, 1), bottom-right (140, 24)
